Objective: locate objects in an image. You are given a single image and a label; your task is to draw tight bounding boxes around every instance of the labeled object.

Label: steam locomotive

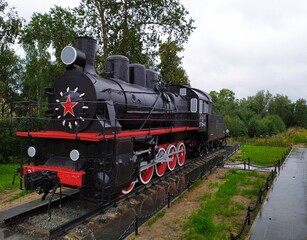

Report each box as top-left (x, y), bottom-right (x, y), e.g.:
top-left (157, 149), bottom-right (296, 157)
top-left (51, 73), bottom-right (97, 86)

top-left (16, 37), bottom-right (226, 201)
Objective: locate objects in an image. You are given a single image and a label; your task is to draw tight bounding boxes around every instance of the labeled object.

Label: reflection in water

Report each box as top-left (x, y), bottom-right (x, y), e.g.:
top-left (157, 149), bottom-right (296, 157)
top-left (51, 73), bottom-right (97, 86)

top-left (224, 163), bottom-right (275, 172)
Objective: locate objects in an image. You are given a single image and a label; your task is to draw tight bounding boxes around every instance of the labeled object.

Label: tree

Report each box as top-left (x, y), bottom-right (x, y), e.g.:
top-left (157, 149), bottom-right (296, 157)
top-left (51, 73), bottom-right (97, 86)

top-left (248, 116), bottom-right (266, 138)
top-left (158, 40), bottom-right (189, 85)
top-left (0, 0), bottom-right (22, 45)
top-left (293, 99), bottom-right (307, 128)
top-left (224, 115), bottom-right (247, 137)
top-left (262, 115), bottom-right (286, 136)
top-left (209, 91), bottom-right (219, 113)
top-left (22, 6), bottom-right (83, 64)
top-left (268, 94), bottom-right (294, 127)
top-left (21, 6), bottom-right (83, 101)
top-left (209, 89), bottom-right (237, 116)
top-left (76, 0), bottom-right (195, 67)
top-left (20, 1), bottom-right (194, 99)
top-left (0, 119), bottom-right (18, 163)
top-left (0, 45), bottom-right (22, 118)
top-left (235, 98), bottom-right (255, 126)
top-left (248, 90), bottom-right (272, 117)
top-left (0, 0), bottom-right (23, 118)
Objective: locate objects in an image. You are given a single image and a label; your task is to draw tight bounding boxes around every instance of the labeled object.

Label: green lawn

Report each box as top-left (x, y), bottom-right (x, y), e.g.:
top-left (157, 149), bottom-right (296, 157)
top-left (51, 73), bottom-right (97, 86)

top-left (182, 169), bottom-right (269, 240)
top-left (228, 145), bottom-right (287, 166)
top-left (0, 164), bottom-right (20, 192)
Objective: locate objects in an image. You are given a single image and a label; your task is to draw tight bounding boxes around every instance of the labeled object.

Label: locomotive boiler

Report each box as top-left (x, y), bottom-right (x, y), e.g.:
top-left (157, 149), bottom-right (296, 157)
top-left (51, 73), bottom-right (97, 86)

top-left (16, 37), bottom-right (226, 201)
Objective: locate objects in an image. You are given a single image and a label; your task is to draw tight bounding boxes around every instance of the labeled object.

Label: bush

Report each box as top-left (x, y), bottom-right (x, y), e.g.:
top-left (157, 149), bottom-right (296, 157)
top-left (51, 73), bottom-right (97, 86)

top-left (248, 116), bottom-right (266, 138)
top-left (262, 115), bottom-right (286, 136)
top-left (225, 115), bottom-right (248, 137)
top-left (0, 119), bottom-right (19, 163)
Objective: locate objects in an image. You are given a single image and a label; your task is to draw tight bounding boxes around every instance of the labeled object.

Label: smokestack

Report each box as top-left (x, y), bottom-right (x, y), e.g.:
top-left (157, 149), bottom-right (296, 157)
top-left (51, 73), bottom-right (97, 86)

top-left (76, 37), bottom-right (97, 74)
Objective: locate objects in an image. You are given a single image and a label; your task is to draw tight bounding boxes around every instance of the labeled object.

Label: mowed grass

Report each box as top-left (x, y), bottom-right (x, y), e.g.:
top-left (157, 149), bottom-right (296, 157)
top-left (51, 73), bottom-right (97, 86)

top-left (228, 145), bottom-right (287, 166)
top-left (0, 164), bottom-right (20, 192)
top-left (182, 169), bottom-right (269, 240)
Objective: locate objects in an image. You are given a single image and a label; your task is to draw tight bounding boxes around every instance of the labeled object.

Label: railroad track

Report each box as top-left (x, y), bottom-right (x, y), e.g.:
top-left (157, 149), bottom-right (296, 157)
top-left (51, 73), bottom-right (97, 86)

top-left (0, 145), bottom-right (238, 240)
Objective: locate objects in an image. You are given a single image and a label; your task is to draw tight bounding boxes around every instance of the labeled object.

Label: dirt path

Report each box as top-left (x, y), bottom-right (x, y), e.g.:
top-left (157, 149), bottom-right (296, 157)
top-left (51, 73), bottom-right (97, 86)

top-left (0, 189), bottom-right (40, 212)
top-left (127, 168), bottom-right (230, 240)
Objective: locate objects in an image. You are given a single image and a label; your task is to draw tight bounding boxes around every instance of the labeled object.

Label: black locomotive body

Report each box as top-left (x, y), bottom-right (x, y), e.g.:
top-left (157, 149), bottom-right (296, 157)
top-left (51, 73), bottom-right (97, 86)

top-left (17, 37), bottom-right (226, 201)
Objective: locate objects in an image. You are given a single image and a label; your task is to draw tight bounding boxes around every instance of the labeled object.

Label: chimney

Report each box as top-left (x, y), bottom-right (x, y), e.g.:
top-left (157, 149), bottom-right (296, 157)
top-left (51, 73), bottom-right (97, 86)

top-left (76, 37), bottom-right (97, 74)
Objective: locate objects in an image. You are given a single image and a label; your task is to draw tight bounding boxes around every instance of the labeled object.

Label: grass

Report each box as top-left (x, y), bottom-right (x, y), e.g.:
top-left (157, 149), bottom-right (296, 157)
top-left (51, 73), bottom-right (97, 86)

top-left (228, 145), bottom-right (287, 166)
top-left (182, 169), bottom-right (269, 240)
top-left (0, 164), bottom-right (32, 202)
top-left (0, 164), bottom-right (20, 192)
top-left (5, 190), bottom-right (32, 202)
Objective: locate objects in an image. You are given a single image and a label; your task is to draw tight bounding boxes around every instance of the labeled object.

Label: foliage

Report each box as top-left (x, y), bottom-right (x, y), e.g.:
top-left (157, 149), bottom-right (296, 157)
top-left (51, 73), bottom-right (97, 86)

top-left (76, 0), bottom-right (195, 68)
top-left (0, 0), bottom-right (23, 118)
top-left (183, 169), bottom-right (268, 240)
top-left (247, 116), bottom-right (266, 138)
top-left (262, 115), bottom-right (286, 136)
top-left (0, 0), bottom-right (23, 45)
top-left (268, 94), bottom-right (293, 127)
top-left (0, 45), bottom-right (23, 117)
top-left (210, 89), bottom-right (306, 138)
top-left (158, 40), bottom-right (189, 85)
top-left (210, 89), bottom-right (237, 116)
top-left (289, 128), bottom-right (307, 144)
top-left (22, 6), bottom-right (82, 63)
top-left (224, 115), bottom-right (247, 137)
top-left (20, 6), bottom-right (83, 101)
top-left (18, 1), bottom-right (195, 100)
top-left (229, 128), bottom-right (307, 147)
top-left (293, 99), bottom-right (307, 128)
top-left (247, 90), bottom-right (271, 117)
top-left (0, 119), bottom-right (19, 163)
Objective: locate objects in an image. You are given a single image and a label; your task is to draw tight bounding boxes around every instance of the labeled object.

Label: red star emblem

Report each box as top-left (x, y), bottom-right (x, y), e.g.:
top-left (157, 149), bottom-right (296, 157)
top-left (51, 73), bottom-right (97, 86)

top-left (61, 95), bottom-right (78, 117)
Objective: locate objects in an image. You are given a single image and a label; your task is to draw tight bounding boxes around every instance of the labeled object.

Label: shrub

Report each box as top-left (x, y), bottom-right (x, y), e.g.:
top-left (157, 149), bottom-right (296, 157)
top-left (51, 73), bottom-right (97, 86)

top-left (225, 115), bottom-right (248, 137)
top-left (0, 119), bottom-right (18, 163)
top-left (248, 116), bottom-right (266, 138)
top-left (262, 115), bottom-right (286, 136)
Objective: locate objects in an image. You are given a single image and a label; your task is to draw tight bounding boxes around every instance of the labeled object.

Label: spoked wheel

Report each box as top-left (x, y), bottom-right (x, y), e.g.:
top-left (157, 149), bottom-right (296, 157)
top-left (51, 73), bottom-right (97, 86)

top-left (167, 144), bottom-right (177, 171)
top-left (177, 142), bottom-right (186, 166)
top-left (122, 180), bottom-right (137, 195)
top-left (155, 148), bottom-right (167, 177)
top-left (139, 165), bottom-right (154, 185)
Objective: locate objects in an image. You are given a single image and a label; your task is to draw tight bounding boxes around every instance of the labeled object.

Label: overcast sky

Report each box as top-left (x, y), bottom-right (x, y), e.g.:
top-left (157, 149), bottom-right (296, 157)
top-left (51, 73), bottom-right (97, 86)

top-left (7, 0), bottom-right (307, 102)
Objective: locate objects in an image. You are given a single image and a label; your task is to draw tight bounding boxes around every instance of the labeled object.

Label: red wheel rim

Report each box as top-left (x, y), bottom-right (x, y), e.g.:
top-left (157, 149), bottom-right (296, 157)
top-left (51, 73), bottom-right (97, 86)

top-left (167, 145), bottom-right (177, 171)
top-left (139, 165), bottom-right (154, 184)
top-left (155, 148), bottom-right (167, 177)
top-left (122, 180), bottom-right (136, 194)
top-left (177, 142), bottom-right (186, 166)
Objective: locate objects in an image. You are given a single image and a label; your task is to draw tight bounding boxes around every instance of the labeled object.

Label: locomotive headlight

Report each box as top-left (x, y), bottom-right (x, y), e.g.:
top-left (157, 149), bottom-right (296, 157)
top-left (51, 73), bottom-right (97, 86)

top-left (70, 149), bottom-right (80, 161)
top-left (27, 146), bottom-right (36, 158)
top-left (61, 46), bottom-right (86, 67)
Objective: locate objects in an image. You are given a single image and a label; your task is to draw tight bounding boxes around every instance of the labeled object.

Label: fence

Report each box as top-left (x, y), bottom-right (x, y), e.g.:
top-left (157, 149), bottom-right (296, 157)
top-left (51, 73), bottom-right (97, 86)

top-left (229, 145), bottom-right (292, 240)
